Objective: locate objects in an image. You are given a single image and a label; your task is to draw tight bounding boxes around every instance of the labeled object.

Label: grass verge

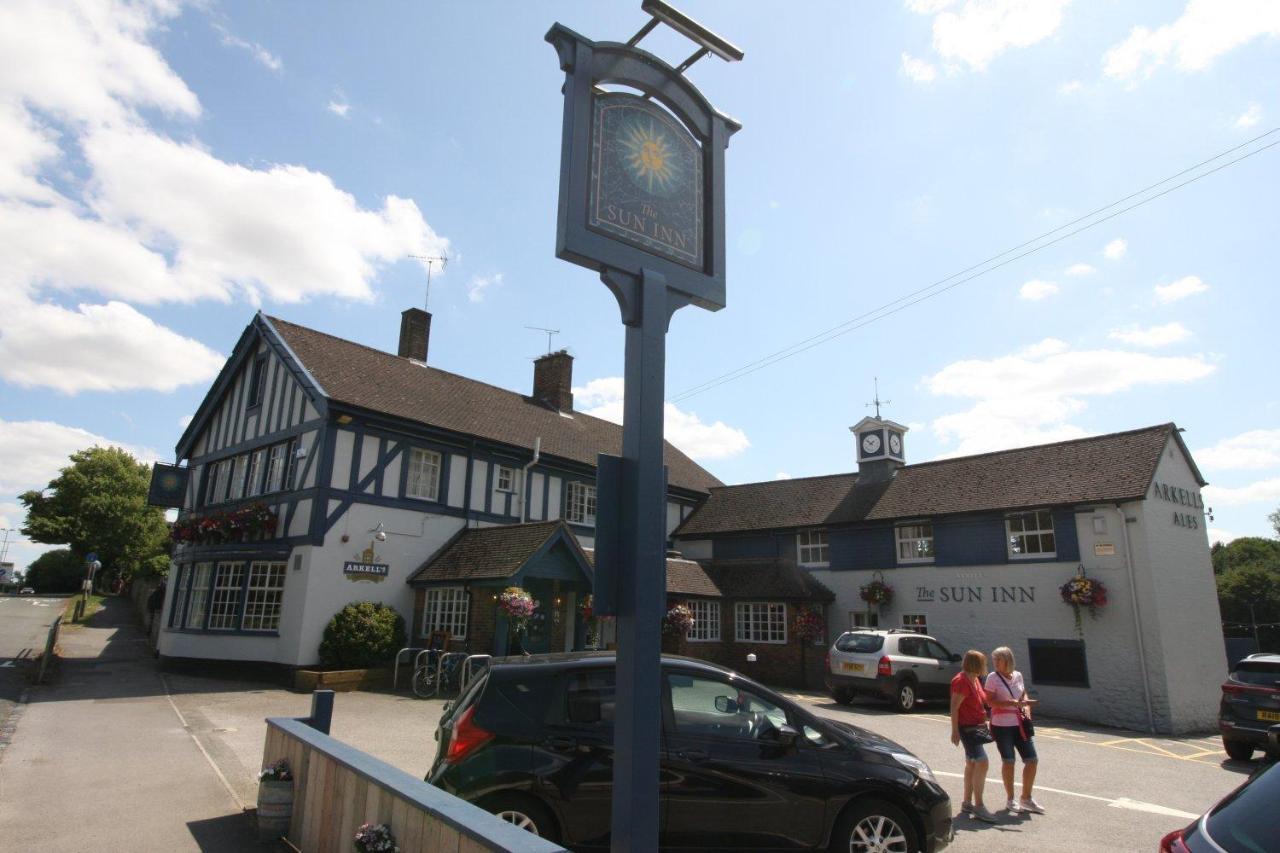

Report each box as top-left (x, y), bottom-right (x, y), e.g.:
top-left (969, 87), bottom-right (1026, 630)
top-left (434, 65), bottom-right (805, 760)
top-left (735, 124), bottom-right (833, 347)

top-left (61, 593), bottom-right (106, 627)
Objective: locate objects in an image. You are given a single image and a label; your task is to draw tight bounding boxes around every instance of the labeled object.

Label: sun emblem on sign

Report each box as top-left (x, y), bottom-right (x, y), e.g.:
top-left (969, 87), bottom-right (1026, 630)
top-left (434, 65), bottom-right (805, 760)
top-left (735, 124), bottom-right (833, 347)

top-left (621, 120), bottom-right (681, 194)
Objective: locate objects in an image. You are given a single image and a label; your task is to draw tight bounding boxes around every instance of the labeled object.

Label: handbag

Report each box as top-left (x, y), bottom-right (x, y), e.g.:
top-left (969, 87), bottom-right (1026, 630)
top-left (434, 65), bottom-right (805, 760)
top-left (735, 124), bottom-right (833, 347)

top-left (995, 670), bottom-right (1035, 741)
top-left (960, 723), bottom-right (995, 744)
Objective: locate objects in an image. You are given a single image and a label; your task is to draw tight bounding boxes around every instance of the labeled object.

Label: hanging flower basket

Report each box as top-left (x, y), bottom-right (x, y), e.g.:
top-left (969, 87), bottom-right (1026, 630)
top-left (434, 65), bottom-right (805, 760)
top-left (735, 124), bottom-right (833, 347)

top-left (793, 607), bottom-right (826, 643)
top-left (663, 603), bottom-right (695, 636)
top-left (859, 579), bottom-right (894, 607)
top-left (171, 502), bottom-right (279, 545)
top-left (499, 586), bottom-right (538, 634)
top-left (1060, 568), bottom-right (1108, 638)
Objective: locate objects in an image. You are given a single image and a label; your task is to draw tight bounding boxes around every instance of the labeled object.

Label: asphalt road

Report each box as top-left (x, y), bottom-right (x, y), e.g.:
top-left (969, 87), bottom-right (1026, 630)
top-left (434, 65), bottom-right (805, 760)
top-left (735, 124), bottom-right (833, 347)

top-left (155, 672), bottom-right (1260, 853)
top-left (0, 594), bottom-right (64, 743)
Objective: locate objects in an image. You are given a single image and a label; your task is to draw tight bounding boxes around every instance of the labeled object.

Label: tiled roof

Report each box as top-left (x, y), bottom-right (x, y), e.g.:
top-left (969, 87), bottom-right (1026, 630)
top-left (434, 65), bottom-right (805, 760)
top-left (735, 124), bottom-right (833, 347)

top-left (665, 557), bottom-right (721, 598)
top-left (265, 316), bottom-right (721, 493)
top-left (676, 424), bottom-right (1180, 536)
top-left (703, 558), bottom-right (835, 601)
top-left (408, 521), bottom-right (578, 584)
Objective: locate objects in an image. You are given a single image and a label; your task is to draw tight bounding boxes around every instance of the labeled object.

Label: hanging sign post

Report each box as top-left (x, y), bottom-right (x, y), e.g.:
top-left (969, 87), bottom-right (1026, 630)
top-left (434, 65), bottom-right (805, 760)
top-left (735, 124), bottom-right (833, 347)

top-left (546, 3), bottom-right (741, 849)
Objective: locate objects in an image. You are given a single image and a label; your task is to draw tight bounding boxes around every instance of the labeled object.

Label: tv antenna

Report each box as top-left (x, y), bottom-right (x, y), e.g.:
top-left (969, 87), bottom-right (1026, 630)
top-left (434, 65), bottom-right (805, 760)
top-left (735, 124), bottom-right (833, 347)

top-left (866, 377), bottom-right (891, 419)
top-left (525, 326), bottom-right (560, 354)
top-left (408, 253), bottom-right (448, 310)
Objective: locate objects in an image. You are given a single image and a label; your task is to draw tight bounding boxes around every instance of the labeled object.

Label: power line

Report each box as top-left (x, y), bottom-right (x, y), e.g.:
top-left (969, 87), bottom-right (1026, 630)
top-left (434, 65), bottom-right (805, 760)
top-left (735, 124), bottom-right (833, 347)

top-left (670, 129), bottom-right (1280, 404)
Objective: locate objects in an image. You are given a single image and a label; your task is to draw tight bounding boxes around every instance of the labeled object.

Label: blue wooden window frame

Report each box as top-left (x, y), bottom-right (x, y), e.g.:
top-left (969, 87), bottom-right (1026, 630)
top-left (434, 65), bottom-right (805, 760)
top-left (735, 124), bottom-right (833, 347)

top-left (247, 356), bottom-right (268, 409)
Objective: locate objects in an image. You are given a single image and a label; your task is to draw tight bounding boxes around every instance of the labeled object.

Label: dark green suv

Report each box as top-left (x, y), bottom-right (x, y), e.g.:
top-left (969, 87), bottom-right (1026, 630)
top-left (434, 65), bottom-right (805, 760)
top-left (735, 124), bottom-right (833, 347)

top-left (1219, 653), bottom-right (1280, 761)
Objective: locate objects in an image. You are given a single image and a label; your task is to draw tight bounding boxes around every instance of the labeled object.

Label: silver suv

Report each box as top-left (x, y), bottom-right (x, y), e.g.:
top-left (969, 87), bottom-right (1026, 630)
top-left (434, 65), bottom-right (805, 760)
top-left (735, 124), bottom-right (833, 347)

top-left (825, 629), bottom-right (961, 712)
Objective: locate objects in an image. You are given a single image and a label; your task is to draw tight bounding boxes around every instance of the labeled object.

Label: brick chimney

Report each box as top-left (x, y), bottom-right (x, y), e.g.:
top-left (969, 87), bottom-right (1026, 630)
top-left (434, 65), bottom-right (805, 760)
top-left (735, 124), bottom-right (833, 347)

top-left (398, 308), bottom-right (430, 362)
top-left (532, 350), bottom-right (573, 411)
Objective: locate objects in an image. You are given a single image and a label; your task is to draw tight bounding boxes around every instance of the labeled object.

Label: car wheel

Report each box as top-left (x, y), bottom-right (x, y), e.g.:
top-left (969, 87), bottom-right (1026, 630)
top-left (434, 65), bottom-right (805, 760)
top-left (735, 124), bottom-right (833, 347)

top-left (894, 679), bottom-right (917, 713)
top-left (479, 793), bottom-right (560, 842)
top-left (832, 798), bottom-right (919, 853)
top-left (1223, 738), bottom-right (1253, 762)
top-left (832, 688), bottom-right (855, 705)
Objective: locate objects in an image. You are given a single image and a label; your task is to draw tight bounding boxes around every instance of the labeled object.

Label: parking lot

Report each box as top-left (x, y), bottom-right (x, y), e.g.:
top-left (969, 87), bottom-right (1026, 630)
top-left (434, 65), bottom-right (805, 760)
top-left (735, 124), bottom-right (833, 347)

top-left (152, 671), bottom-right (1259, 853)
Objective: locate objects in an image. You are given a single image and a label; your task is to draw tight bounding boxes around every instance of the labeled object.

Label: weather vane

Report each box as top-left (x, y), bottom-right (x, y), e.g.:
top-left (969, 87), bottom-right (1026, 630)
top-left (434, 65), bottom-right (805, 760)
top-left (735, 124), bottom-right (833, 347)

top-left (867, 377), bottom-right (891, 419)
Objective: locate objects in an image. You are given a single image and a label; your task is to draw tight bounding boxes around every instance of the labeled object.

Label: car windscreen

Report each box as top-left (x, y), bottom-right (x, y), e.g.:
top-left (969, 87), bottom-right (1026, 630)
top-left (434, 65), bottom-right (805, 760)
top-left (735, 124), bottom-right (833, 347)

top-left (1232, 662), bottom-right (1280, 687)
top-left (1204, 764), bottom-right (1280, 851)
top-left (835, 634), bottom-right (884, 653)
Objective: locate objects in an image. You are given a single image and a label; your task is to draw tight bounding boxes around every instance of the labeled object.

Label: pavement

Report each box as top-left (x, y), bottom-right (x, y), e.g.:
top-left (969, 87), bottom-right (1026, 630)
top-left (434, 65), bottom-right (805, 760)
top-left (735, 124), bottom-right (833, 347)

top-left (0, 595), bottom-right (261, 851)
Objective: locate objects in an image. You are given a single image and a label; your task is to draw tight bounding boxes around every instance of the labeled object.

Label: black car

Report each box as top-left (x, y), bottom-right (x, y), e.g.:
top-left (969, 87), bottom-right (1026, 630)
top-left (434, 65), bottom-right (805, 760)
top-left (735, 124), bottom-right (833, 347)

top-left (1218, 653), bottom-right (1280, 761)
top-left (1159, 760), bottom-right (1280, 852)
top-left (427, 651), bottom-right (952, 852)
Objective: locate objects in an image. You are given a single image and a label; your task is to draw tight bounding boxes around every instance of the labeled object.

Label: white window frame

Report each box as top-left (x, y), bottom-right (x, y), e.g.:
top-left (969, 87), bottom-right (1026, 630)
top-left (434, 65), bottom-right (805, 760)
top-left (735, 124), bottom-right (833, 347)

top-left (207, 561), bottom-right (245, 630)
top-left (687, 599), bottom-right (721, 642)
top-left (1006, 510), bottom-right (1057, 559)
top-left (735, 602), bottom-right (787, 644)
top-left (566, 481), bottom-right (597, 526)
top-left (265, 443), bottom-right (287, 493)
top-left (211, 460), bottom-right (231, 505)
top-left (406, 448), bottom-right (442, 501)
top-left (228, 454), bottom-right (248, 501)
top-left (170, 564), bottom-right (193, 627)
top-left (495, 465), bottom-right (515, 493)
top-left (850, 611), bottom-right (879, 629)
top-left (184, 563), bottom-right (213, 629)
top-left (796, 529), bottom-right (829, 566)
top-left (895, 523), bottom-right (935, 564)
top-left (242, 561), bottom-right (287, 632)
top-left (245, 449), bottom-right (265, 497)
top-left (421, 586), bottom-right (469, 640)
top-left (901, 614), bottom-right (928, 635)
top-left (283, 439), bottom-right (299, 492)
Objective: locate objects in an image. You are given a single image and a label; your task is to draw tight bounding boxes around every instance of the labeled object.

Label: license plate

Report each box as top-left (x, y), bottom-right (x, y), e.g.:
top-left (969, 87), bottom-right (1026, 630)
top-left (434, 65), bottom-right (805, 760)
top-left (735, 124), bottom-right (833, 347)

top-left (841, 662), bottom-right (865, 673)
top-left (1258, 709), bottom-right (1280, 722)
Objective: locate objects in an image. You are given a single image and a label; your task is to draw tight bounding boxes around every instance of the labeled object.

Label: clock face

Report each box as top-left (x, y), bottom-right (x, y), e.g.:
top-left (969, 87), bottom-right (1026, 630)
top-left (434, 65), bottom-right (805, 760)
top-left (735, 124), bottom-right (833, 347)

top-left (862, 432), bottom-right (882, 454)
top-left (889, 433), bottom-right (902, 455)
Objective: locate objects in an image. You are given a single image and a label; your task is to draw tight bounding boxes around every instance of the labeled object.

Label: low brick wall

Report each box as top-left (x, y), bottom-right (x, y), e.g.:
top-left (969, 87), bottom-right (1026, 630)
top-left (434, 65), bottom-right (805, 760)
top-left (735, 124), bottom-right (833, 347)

top-left (262, 716), bottom-right (565, 852)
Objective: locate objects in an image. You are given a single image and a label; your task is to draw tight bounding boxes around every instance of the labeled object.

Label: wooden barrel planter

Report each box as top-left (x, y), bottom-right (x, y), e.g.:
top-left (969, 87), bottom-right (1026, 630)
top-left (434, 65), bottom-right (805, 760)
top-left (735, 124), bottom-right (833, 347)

top-left (256, 779), bottom-right (294, 841)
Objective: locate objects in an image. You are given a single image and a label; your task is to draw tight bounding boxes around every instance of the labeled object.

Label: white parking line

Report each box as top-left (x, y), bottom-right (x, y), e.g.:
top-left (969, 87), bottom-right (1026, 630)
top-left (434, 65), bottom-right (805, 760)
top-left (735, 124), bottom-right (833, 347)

top-left (933, 770), bottom-right (1199, 819)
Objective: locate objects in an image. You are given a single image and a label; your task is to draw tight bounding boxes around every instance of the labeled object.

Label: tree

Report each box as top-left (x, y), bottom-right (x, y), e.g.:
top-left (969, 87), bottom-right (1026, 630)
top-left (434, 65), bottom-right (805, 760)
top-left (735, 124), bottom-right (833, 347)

top-left (1270, 506), bottom-right (1279, 538)
top-left (24, 549), bottom-right (86, 593)
top-left (1209, 536), bottom-right (1280, 576)
top-left (19, 446), bottom-right (170, 584)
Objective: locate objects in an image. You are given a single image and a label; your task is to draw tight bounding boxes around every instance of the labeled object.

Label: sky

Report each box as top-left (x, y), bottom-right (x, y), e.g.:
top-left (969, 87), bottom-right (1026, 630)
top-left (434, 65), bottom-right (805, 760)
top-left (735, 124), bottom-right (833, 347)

top-left (2, 0), bottom-right (1279, 573)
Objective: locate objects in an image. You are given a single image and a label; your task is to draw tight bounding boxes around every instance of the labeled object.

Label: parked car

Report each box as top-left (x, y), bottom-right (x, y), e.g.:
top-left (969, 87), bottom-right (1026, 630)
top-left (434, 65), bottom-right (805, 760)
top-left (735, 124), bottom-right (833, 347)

top-left (19, 587), bottom-right (34, 595)
top-left (1159, 759), bottom-right (1280, 852)
top-left (1218, 653), bottom-right (1280, 761)
top-left (427, 651), bottom-right (953, 852)
top-left (825, 629), bottom-right (962, 712)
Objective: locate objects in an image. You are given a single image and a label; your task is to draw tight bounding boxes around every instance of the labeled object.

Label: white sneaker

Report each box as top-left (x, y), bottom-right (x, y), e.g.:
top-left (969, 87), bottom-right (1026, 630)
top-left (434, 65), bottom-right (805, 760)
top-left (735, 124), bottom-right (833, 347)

top-left (1020, 797), bottom-right (1045, 814)
top-left (1006, 799), bottom-right (1021, 813)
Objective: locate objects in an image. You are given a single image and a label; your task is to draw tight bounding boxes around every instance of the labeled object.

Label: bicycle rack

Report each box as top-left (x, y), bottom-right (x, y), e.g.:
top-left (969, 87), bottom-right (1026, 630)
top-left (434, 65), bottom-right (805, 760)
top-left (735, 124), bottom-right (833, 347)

top-left (392, 646), bottom-right (426, 691)
top-left (460, 654), bottom-right (491, 692)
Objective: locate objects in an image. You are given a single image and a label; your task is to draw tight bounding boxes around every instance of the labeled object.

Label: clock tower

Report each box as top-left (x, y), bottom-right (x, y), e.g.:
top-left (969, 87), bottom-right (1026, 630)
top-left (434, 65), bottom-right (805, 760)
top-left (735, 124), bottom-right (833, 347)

top-left (851, 415), bottom-right (908, 483)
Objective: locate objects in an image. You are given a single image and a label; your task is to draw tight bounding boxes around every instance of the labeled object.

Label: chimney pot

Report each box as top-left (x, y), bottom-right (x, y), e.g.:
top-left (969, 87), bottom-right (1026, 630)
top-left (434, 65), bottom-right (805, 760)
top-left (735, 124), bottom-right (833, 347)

top-left (398, 308), bottom-right (430, 362)
top-left (533, 350), bottom-right (573, 411)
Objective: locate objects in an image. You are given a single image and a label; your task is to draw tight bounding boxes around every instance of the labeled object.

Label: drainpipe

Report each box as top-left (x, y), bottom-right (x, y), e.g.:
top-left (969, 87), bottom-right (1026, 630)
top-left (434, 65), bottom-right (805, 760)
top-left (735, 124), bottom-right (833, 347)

top-left (520, 437), bottom-right (542, 523)
top-left (1117, 501), bottom-right (1157, 734)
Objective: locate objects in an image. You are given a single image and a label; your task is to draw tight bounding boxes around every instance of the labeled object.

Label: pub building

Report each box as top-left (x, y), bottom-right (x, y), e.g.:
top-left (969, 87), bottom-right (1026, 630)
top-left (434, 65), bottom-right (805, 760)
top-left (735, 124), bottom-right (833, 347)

top-left (157, 309), bottom-right (1224, 734)
top-left (671, 417), bottom-right (1226, 735)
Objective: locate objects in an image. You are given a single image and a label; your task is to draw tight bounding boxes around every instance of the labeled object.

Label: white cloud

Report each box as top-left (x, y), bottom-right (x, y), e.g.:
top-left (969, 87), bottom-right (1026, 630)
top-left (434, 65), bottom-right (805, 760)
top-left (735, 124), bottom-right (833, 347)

top-left (327, 100), bottom-right (350, 118)
top-left (1103, 238), bottom-right (1127, 260)
top-left (0, 292), bottom-right (224, 394)
top-left (1107, 322), bottom-right (1192, 347)
top-left (1104, 0), bottom-right (1280, 82)
top-left (0, 418), bottom-right (158, 495)
top-left (179, 414), bottom-right (194, 428)
top-left (1208, 528), bottom-right (1240, 544)
top-left (910, 0), bottom-right (1071, 72)
top-left (1203, 478), bottom-right (1280, 507)
top-left (1235, 102), bottom-right (1263, 129)
top-left (574, 377), bottom-right (750, 461)
top-left (1019, 279), bottom-right (1059, 300)
top-left (901, 52), bottom-right (938, 83)
top-left (1058, 80), bottom-right (1083, 94)
top-left (925, 339), bottom-right (1216, 456)
top-left (467, 273), bottom-right (503, 304)
top-left (775, 472), bottom-right (793, 480)
top-left (1154, 275), bottom-right (1208, 303)
top-left (214, 24), bottom-right (283, 72)
top-left (1196, 429), bottom-right (1280, 471)
top-left (1065, 262), bottom-right (1096, 276)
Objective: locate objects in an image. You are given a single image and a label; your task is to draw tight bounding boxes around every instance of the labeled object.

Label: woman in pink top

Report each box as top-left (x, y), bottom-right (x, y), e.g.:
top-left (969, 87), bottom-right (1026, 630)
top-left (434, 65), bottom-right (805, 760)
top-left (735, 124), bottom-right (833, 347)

top-left (984, 646), bottom-right (1043, 814)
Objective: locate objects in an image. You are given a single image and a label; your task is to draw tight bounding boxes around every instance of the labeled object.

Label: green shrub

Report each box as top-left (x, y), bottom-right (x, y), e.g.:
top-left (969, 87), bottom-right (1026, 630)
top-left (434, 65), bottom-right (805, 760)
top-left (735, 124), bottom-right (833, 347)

top-left (318, 602), bottom-right (406, 669)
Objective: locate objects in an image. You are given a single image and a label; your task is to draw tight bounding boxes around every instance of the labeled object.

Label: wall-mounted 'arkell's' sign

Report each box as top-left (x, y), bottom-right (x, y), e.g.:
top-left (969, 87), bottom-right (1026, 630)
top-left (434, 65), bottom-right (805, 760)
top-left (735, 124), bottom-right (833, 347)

top-left (343, 561), bottom-right (389, 583)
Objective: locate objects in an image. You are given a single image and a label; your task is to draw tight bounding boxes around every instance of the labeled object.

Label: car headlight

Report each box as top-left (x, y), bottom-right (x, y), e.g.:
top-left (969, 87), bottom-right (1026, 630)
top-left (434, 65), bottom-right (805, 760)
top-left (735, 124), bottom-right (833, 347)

top-left (890, 751), bottom-right (937, 785)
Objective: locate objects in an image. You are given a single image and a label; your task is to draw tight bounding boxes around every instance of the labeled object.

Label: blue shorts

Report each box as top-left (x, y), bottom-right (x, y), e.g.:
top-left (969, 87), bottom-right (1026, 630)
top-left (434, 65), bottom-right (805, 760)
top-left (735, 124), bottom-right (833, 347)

top-left (958, 727), bottom-right (989, 762)
top-left (993, 724), bottom-right (1038, 763)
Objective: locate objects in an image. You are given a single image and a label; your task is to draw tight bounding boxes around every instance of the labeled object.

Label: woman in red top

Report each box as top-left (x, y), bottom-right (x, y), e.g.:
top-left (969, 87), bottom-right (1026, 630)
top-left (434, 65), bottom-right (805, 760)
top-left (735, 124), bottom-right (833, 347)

top-left (950, 649), bottom-right (997, 823)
